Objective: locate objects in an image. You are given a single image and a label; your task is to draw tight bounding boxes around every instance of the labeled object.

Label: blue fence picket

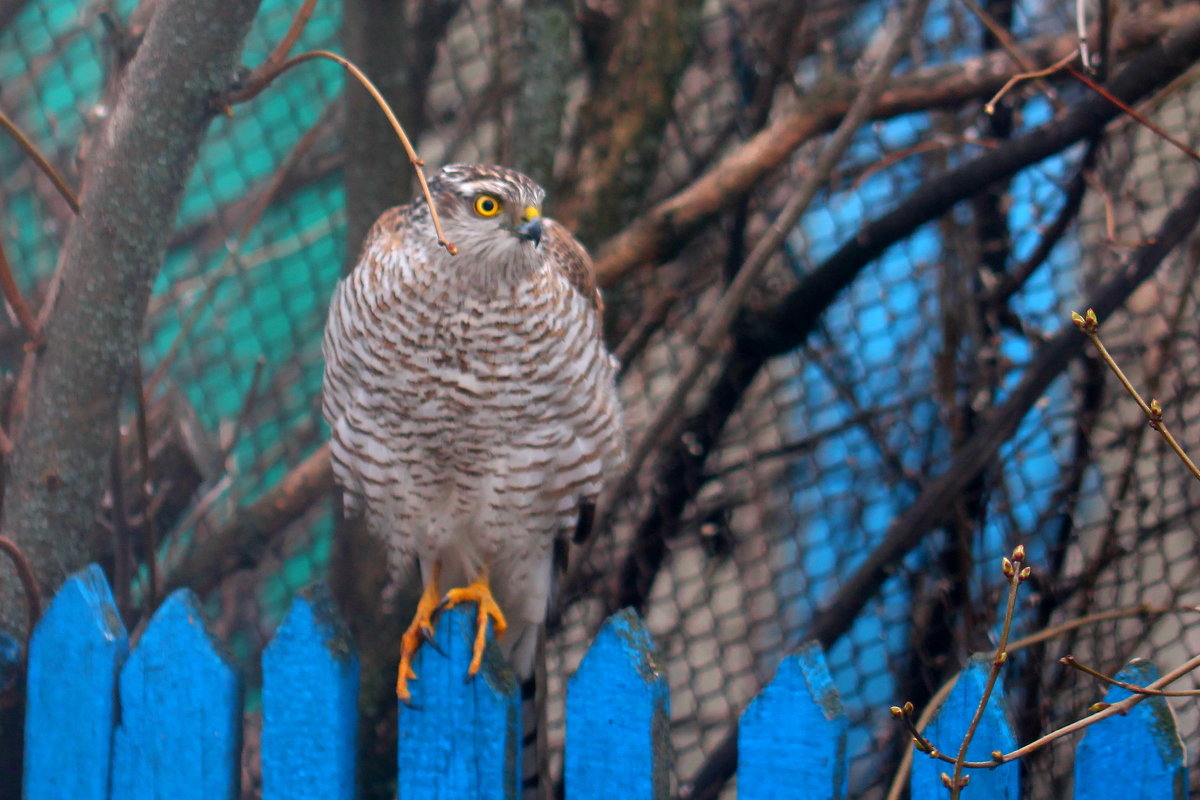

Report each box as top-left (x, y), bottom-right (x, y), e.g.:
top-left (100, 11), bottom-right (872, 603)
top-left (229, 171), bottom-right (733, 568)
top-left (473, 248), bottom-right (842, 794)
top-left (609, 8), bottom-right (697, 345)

top-left (565, 608), bottom-right (669, 800)
top-left (738, 642), bottom-right (847, 799)
top-left (911, 654), bottom-right (1017, 799)
top-left (1075, 659), bottom-right (1187, 799)
top-left (397, 604), bottom-right (521, 799)
top-left (110, 588), bottom-right (241, 800)
top-left (24, 565), bottom-right (128, 800)
top-left (262, 586), bottom-right (359, 800)
top-left (20, 562), bottom-right (1200, 798)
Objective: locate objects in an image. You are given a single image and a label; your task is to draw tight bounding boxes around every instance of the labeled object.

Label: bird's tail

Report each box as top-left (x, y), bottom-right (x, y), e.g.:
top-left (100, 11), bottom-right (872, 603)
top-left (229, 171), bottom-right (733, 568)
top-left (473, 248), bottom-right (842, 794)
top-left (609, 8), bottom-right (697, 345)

top-left (520, 627), bottom-right (557, 800)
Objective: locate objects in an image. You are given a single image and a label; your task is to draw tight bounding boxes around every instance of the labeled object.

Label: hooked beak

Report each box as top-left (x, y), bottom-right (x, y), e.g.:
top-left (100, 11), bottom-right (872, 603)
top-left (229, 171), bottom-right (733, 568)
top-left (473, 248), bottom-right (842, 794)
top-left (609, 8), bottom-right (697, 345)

top-left (517, 209), bottom-right (543, 246)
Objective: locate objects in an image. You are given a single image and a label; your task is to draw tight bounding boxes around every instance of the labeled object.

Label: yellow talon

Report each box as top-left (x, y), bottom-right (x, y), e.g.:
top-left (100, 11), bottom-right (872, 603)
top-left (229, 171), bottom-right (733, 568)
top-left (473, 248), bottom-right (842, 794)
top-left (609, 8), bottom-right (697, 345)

top-left (441, 572), bottom-right (507, 677)
top-left (396, 563), bottom-right (442, 702)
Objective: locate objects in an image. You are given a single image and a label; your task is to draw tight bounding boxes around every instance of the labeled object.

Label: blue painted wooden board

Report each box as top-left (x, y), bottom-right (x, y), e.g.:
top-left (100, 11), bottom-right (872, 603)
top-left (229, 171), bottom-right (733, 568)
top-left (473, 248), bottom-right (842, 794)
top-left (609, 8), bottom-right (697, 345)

top-left (739, 642), bottom-right (847, 799)
top-left (1075, 659), bottom-right (1187, 799)
top-left (111, 588), bottom-right (241, 800)
top-left (262, 585), bottom-right (359, 800)
top-left (565, 608), bottom-right (669, 800)
top-left (397, 604), bottom-right (521, 799)
top-left (911, 654), bottom-right (1017, 798)
top-left (24, 565), bottom-right (129, 800)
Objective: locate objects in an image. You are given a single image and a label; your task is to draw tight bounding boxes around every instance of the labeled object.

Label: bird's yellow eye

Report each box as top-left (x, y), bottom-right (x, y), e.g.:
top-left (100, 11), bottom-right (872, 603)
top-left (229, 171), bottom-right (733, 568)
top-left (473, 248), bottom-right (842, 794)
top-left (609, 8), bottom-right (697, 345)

top-left (473, 194), bottom-right (503, 217)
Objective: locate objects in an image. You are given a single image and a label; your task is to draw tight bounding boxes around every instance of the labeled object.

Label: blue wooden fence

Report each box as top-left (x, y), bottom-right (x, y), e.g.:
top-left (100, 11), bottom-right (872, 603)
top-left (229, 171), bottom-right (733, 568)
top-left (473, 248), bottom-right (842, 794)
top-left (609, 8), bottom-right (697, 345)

top-left (20, 565), bottom-right (1189, 798)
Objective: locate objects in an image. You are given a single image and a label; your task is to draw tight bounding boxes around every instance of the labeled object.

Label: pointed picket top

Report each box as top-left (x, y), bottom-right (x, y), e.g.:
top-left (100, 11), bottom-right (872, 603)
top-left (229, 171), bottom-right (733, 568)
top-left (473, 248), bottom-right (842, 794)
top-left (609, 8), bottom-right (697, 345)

top-left (566, 608), bottom-right (670, 800)
top-left (397, 604), bottom-right (521, 800)
top-left (912, 654), bottom-right (1018, 799)
top-left (1075, 659), bottom-right (1188, 799)
top-left (24, 565), bottom-right (129, 800)
top-left (111, 588), bottom-right (241, 800)
top-left (738, 642), bottom-right (847, 799)
top-left (262, 585), bottom-right (359, 800)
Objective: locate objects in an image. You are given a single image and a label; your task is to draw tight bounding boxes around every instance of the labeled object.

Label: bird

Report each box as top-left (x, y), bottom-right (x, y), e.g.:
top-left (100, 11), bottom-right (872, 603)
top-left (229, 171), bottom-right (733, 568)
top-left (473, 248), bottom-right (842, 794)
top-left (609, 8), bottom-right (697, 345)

top-left (321, 163), bottom-right (625, 700)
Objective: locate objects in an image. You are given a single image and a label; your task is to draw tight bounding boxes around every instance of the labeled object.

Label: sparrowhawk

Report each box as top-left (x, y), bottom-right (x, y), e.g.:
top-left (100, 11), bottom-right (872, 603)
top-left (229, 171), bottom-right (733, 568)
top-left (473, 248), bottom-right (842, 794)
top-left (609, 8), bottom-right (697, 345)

top-left (322, 163), bottom-right (625, 699)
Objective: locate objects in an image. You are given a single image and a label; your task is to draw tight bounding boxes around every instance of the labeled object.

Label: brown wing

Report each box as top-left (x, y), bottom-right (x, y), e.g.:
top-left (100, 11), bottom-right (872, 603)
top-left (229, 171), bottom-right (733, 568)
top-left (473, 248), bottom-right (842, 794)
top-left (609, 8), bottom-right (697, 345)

top-left (543, 217), bottom-right (603, 315)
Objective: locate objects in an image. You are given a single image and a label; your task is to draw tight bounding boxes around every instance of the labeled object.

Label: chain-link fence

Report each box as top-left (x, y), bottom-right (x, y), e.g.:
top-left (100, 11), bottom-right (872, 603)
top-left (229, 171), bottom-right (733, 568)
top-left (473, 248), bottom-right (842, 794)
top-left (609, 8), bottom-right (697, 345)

top-left (3, 0), bottom-right (1200, 797)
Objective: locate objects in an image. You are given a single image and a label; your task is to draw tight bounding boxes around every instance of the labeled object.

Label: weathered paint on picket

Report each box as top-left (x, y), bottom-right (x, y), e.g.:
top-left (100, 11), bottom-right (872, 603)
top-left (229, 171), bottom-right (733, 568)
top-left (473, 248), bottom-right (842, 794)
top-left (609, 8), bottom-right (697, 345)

top-left (397, 604), bottom-right (522, 799)
top-left (110, 588), bottom-right (241, 800)
top-left (911, 653), bottom-right (1018, 798)
top-left (738, 642), bottom-right (847, 799)
top-left (565, 607), bottom-right (670, 800)
top-left (1075, 659), bottom-right (1188, 799)
top-left (24, 565), bottom-right (128, 800)
top-left (18, 565), bottom-right (1198, 799)
top-left (262, 585), bottom-right (359, 800)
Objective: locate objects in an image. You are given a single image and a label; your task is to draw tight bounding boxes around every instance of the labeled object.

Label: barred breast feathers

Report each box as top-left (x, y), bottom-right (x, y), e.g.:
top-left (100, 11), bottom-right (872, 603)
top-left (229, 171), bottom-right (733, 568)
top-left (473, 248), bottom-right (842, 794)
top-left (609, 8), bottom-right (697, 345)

top-left (322, 194), bottom-right (625, 517)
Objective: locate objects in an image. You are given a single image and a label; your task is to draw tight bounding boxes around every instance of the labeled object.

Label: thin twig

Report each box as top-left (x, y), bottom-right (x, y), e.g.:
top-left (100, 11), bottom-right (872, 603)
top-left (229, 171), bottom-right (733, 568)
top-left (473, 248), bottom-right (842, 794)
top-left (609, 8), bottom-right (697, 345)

top-left (985, 139), bottom-right (1096, 307)
top-left (850, 136), bottom-right (997, 192)
top-left (613, 292), bottom-right (677, 376)
top-left (220, 354), bottom-right (266, 464)
top-left (0, 107), bottom-right (80, 213)
top-left (1060, 655), bottom-right (1200, 697)
top-left (225, 49), bottom-right (456, 254)
top-left (984, 51), bottom-right (1077, 115)
top-left (947, 546), bottom-right (1028, 797)
top-left (898, 650), bottom-right (1200, 772)
top-left (997, 650), bottom-right (1200, 764)
top-left (1066, 63), bottom-right (1200, 165)
top-left (0, 236), bottom-right (41, 345)
top-left (251, 0), bottom-right (316, 79)
top-left (164, 444), bottom-right (333, 596)
top-left (0, 535), bottom-right (41, 635)
top-left (885, 603), bottom-right (1200, 800)
top-left (1072, 309), bottom-right (1200, 482)
top-left (959, 0), bottom-right (1060, 110)
top-left (1083, 169), bottom-right (1155, 248)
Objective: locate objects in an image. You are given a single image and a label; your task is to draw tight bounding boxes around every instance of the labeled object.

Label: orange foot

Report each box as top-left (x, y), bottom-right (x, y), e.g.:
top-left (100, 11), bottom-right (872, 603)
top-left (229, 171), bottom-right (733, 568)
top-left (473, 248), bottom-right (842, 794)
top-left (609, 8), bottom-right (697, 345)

top-left (397, 563), bottom-right (442, 703)
top-left (440, 571), bottom-right (508, 676)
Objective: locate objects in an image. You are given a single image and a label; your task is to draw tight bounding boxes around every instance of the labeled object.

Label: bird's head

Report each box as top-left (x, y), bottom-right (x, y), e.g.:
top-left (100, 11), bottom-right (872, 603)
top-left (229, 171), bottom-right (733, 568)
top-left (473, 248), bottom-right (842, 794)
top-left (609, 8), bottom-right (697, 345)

top-left (428, 164), bottom-right (547, 280)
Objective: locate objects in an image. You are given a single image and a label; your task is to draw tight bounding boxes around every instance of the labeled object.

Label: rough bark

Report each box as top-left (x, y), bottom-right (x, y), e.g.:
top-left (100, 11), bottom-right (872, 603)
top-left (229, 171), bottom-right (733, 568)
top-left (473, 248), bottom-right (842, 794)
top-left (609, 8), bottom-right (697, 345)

top-left (561, 0), bottom-right (704, 243)
top-left (512, 0), bottom-right (574, 187)
top-left (0, 0), bottom-right (263, 793)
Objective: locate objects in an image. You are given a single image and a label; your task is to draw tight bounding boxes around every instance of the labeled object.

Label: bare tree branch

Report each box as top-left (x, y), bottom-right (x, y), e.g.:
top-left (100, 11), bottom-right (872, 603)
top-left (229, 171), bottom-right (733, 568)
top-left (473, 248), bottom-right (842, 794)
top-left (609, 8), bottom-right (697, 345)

top-left (0, 0), bottom-right (264, 631)
top-left (592, 3), bottom-right (1200, 288)
top-left (165, 444), bottom-right (332, 597)
top-left (560, 0), bottom-right (704, 242)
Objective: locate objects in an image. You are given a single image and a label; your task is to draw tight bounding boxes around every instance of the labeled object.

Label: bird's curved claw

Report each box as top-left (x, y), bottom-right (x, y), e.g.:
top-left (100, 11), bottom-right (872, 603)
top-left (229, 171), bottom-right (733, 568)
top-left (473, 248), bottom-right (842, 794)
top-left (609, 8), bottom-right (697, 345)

top-left (396, 573), bottom-right (442, 703)
top-left (440, 575), bottom-right (508, 677)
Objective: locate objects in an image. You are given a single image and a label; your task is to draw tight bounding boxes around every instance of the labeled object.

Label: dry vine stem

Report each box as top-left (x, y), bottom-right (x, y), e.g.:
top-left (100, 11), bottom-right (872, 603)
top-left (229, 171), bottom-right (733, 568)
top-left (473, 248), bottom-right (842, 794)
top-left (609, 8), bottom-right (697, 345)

top-left (225, 49), bottom-right (456, 254)
top-left (1072, 308), bottom-right (1200, 482)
